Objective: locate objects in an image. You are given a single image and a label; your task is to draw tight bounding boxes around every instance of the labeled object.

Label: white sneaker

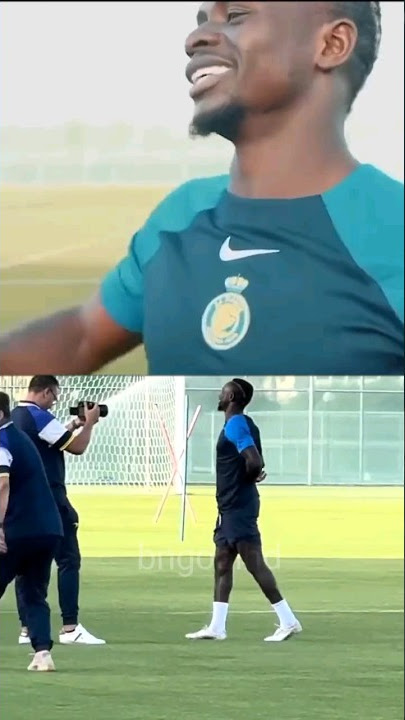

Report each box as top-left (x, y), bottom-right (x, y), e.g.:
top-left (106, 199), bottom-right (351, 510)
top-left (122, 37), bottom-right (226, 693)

top-left (185, 625), bottom-right (226, 640)
top-left (59, 623), bottom-right (106, 645)
top-left (27, 650), bottom-right (56, 672)
top-left (18, 631), bottom-right (31, 645)
top-left (264, 620), bottom-right (302, 642)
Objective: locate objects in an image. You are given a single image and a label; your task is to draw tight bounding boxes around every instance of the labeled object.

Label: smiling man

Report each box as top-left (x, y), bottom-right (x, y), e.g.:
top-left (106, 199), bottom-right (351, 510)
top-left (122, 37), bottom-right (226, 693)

top-left (1, 1), bottom-right (403, 375)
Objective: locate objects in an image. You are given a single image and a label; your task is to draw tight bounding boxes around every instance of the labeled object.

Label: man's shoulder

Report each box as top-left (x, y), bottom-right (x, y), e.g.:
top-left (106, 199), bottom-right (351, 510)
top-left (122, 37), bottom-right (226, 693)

top-left (245, 415), bottom-right (260, 434)
top-left (12, 404), bottom-right (54, 431)
top-left (225, 414), bottom-right (253, 434)
top-left (322, 164), bottom-right (403, 255)
top-left (10, 405), bottom-right (29, 422)
top-left (357, 167), bottom-right (403, 259)
top-left (145, 174), bottom-right (229, 233)
top-left (163, 174), bottom-right (229, 204)
top-left (324, 164), bottom-right (403, 213)
top-left (361, 164), bottom-right (403, 197)
top-left (2, 423), bottom-right (27, 447)
top-left (356, 165), bottom-right (403, 222)
top-left (0, 424), bottom-right (9, 445)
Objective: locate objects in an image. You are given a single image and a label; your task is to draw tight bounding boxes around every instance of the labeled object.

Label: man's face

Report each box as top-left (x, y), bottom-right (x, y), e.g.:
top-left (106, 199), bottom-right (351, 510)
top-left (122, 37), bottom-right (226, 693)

top-left (40, 385), bottom-right (60, 411)
top-left (217, 383), bottom-right (234, 411)
top-left (185, 1), bottom-right (321, 140)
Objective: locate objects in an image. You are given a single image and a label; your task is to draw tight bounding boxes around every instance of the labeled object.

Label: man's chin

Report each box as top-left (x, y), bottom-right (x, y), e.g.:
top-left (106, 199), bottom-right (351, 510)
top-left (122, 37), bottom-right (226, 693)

top-left (189, 101), bottom-right (245, 142)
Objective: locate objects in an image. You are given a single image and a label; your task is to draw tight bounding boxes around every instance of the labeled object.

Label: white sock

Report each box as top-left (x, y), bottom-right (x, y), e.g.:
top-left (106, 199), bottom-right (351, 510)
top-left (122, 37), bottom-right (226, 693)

top-left (272, 599), bottom-right (296, 629)
top-left (210, 602), bottom-right (229, 633)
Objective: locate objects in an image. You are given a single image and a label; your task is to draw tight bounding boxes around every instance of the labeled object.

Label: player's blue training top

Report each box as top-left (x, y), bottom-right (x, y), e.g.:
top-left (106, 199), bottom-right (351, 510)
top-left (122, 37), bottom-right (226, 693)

top-left (216, 414), bottom-right (262, 513)
top-left (0, 422), bottom-right (63, 541)
top-left (11, 403), bottom-right (73, 506)
top-left (100, 164), bottom-right (404, 375)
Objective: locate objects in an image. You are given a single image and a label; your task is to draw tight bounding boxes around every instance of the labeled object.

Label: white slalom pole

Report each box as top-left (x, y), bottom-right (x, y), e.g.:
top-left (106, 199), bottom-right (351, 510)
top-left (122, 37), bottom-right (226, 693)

top-left (153, 403), bottom-right (201, 524)
top-left (180, 394), bottom-right (189, 542)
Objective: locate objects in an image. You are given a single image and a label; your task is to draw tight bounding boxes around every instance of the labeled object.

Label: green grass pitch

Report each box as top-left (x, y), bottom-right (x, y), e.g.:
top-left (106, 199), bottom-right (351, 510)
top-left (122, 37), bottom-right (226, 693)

top-left (0, 486), bottom-right (403, 720)
top-left (0, 185), bottom-right (172, 374)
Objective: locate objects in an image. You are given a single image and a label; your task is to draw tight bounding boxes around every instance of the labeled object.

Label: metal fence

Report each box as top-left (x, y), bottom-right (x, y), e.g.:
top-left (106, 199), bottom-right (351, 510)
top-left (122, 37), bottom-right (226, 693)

top-left (185, 376), bottom-right (404, 486)
top-left (1, 374), bottom-right (403, 487)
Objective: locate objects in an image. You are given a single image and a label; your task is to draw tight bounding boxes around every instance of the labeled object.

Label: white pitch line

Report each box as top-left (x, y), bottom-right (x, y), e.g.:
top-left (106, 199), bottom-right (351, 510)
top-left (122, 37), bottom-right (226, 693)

top-left (164, 609), bottom-right (404, 616)
top-left (0, 609), bottom-right (403, 616)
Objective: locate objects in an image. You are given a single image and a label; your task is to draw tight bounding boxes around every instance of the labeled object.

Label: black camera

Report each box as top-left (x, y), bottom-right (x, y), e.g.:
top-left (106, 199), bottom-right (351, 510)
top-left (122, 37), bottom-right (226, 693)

top-left (69, 401), bottom-right (109, 420)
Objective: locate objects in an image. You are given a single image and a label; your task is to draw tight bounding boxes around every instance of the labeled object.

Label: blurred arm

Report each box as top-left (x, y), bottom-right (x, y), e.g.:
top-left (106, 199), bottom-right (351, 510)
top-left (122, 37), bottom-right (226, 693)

top-left (0, 293), bottom-right (142, 374)
top-left (241, 445), bottom-right (264, 481)
top-left (0, 475), bottom-right (10, 525)
top-left (0, 447), bottom-right (12, 524)
top-left (65, 422), bottom-right (96, 456)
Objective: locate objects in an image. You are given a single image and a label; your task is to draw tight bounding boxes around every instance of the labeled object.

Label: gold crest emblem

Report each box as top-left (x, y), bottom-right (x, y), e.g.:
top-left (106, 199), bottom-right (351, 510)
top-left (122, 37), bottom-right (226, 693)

top-left (201, 276), bottom-right (251, 351)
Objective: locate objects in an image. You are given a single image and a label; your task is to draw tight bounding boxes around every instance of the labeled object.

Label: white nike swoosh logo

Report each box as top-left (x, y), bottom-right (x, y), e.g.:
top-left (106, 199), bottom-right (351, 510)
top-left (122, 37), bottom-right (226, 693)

top-left (219, 236), bottom-right (280, 261)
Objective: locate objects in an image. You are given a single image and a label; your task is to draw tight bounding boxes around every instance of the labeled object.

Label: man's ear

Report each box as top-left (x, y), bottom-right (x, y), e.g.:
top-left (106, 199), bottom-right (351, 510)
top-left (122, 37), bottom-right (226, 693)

top-left (314, 19), bottom-right (358, 72)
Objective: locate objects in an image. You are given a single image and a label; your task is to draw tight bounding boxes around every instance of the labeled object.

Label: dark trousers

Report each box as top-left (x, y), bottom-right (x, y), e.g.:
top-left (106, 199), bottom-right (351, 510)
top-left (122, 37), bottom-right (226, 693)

top-left (0, 535), bottom-right (58, 652)
top-left (15, 504), bottom-right (81, 627)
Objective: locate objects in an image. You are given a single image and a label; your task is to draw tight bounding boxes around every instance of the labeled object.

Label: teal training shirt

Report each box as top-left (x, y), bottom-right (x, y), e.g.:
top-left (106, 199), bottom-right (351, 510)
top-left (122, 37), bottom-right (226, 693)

top-left (100, 164), bottom-right (404, 374)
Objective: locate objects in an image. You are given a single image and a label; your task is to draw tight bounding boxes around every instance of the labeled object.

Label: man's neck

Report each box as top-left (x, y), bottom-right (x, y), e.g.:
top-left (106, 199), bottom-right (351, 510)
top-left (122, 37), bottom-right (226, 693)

top-left (224, 407), bottom-right (243, 422)
top-left (25, 394), bottom-right (41, 406)
top-left (229, 102), bottom-right (356, 199)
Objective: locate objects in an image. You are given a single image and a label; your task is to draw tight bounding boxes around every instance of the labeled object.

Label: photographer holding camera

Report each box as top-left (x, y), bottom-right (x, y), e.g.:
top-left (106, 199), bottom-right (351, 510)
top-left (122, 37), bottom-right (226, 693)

top-left (11, 375), bottom-right (105, 646)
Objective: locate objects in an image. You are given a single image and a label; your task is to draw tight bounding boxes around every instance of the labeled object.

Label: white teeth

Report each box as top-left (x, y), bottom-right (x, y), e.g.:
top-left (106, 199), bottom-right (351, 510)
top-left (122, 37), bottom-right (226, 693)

top-left (191, 66), bottom-right (230, 84)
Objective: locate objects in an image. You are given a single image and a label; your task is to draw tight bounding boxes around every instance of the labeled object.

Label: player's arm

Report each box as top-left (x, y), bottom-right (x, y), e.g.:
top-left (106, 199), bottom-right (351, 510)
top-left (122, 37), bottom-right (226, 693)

top-left (0, 293), bottom-right (142, 374)
top-left (0, 182), bottom-right (193, 374)
top-left (0, 472), bottom-right (10, 524)
top-left (241, 446), bottom-right (264, 481)
top-left (66, 417), bottom-right (84, 433)
top-left (254, 429), bottom-right (267, 482)
top-left (0, 447), bottom-right (12, 551)
top-left (63, 403), bottom-right (100, 455)
top-left (0, 447), bottom-right (11, 524)
top-left (0, 222), bottom-right (150, 374)
top-left (224, 416), bottom-right (263, 481)
top-left (32, 406), bottom-right (97, 457)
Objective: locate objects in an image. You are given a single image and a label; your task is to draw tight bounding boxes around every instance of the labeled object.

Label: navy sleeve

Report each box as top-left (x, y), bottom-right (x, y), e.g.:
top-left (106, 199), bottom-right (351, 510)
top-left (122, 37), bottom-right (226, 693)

top-left (224, 415), bottom-right (256, 453)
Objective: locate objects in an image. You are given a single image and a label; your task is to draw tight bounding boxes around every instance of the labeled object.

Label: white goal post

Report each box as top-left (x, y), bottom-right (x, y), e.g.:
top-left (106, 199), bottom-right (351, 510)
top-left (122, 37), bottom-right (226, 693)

top-left (1, 375), bottom-right (187, 492)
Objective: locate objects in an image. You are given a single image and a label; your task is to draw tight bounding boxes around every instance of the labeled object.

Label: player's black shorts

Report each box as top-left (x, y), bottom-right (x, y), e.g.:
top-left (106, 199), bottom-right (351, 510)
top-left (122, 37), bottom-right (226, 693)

top-left (213, 509), bottom-right (261, 548)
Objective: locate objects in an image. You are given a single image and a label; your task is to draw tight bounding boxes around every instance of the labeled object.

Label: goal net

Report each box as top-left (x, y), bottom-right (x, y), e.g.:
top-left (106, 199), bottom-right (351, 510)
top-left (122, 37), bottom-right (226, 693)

top-left (1, 375), bottom-right (186, 491)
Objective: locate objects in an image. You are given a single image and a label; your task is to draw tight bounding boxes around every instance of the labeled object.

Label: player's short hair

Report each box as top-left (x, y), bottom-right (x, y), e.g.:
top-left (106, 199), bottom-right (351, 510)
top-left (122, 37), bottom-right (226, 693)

top-left (28, 375), bottom-right (60, 393)
top-left (328, 1), bottom-right (382, 110)
top-left (0, 391), bottom-right (11, 418)
top-left (232, 379), bottom-right (254, 408)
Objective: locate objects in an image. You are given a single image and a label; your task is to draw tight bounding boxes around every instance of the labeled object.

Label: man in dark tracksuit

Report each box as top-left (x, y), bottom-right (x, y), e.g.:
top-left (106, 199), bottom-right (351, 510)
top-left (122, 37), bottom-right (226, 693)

top-left (11, 375), bottom-right (104, 646)
top-left (0, 391), bottom-right (63, 671)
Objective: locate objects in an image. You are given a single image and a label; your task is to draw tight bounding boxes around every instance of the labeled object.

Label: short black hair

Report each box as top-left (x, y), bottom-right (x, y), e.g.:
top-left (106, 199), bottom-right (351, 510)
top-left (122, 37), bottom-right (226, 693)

top-left (0, 391), bottom-right (11, 418)
top-left (329, 2), bottom-right (382, 109)
top-left (232, 379), bottom-right (254, 408)
top-left (28, 375), bottom-right (59, 393)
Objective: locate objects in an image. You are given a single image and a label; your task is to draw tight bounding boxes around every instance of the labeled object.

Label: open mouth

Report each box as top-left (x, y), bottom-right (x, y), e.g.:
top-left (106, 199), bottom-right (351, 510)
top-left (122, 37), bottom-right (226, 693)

top-left (189, 65), bottom-right (232, 99)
